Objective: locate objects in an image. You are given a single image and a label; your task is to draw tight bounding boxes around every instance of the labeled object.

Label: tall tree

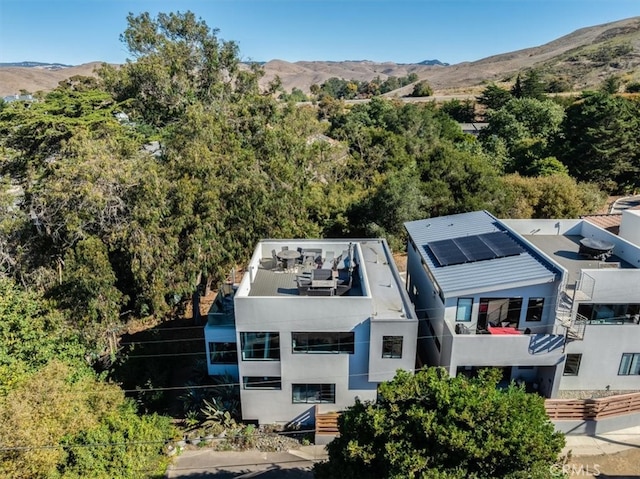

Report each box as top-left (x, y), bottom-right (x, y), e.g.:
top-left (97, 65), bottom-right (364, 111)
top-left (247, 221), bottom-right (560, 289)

top-left (99, 11), bottom-right (255, 127)
top-left (495, 174), bottom-right (606, 219)
top-left (521, 69), bottom-right (546, 100)
top-left (480, 97), bottom-right (564, 174)
top-left (314, 368), bottom-right (564, 479)
top-left (477, 83), bottom-right (512, 111)
top-left (0, 361), bottom-right (173, 479)
top-left (441, 98), bottom-right (476, 122)
top-left (556, 91), bottom-right (640, 192)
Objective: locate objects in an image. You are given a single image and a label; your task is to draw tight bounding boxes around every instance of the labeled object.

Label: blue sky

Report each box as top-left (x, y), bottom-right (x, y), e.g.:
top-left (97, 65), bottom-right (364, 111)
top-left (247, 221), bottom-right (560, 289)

top-left (1, 0), bottom-right (639, 65)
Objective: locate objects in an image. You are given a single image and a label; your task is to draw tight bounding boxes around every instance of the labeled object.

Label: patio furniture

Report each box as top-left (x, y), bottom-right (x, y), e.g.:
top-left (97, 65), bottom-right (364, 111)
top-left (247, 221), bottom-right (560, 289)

top-left (277, 249), bottom-right (301, 271)
top-left (323, 251), bottom-right (335, 269)
top-left (272, 249), bottom-right (282, 270)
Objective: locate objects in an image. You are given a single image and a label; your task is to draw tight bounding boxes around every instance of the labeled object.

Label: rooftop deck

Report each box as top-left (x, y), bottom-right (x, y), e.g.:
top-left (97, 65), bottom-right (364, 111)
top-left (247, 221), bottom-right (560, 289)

top-left (237, 239), bottom-right (413, 322)
top-left (248, 263), bottom-right (363, 297)
top-left (523, 234), bottom-right (632, 284)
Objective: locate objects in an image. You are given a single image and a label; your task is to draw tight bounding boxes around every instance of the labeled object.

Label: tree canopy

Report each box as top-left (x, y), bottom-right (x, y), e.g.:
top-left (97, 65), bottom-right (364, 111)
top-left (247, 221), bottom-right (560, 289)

top-left (0, 11), bottom-right (626, 474)
top-left (314, 368), bottom-right (565, 479)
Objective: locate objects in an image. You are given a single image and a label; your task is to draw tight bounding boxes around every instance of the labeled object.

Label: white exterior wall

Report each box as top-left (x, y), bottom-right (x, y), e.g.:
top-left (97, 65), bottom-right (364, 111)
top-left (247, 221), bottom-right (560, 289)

top-left (226, 238), bottom-right (417, 426)
top-left (368, 319), bottom-right (418, 382)
top-left (235, 294), bottom-right (378, 425)
top-left (561, 268), bottom-right (640, 392)
top-left (562, 324), bottom-right (640, 391)
top-left (406, 245), bottom-right (564, 375)
top-left (405, 219), bottom-right (566, 396)
top-left (619, 210), bottom-right (640, 246)
top-left (580, 269), bottom-right (640, 303)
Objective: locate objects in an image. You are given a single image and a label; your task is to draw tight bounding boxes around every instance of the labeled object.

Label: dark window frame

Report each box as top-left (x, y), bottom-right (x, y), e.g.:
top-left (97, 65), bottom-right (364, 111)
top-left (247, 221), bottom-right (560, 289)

top-left (240, 332), bottom-right (280, 361)
top-left (618, 353), bottom-right (640, 376)
top-left (580, 303), bottom-right (640, 325)
top-left (456, 298), bottom-right (473, 322)
top-left (382, 336), bottom-right (403, 358)
top-left (563, 353), bottom-right (582, 376)
top-left (526, 298), bottom-right (544, 322)
top-left (208, 341), bottom-right (238, 364)
top-left (292, 332), bottom-right (354, 354)
top-left (242, 376), bottom-right (282, 390)
top-left (292, 384), bottom-right (336, 404)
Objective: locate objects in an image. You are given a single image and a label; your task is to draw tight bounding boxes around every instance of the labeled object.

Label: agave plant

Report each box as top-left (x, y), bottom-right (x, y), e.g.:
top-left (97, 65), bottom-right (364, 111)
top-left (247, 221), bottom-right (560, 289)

top-left (209, 373), bottom-right (241, 418)
top-left (201, 398), bottom-right (237, 431)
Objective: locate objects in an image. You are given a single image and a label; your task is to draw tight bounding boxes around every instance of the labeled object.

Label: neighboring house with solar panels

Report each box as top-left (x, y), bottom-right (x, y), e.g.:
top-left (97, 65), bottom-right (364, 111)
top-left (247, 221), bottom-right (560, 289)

top-left (204, 238), bottom-right (417, 426)
top-left (404, 210), bottom-right (640, 398)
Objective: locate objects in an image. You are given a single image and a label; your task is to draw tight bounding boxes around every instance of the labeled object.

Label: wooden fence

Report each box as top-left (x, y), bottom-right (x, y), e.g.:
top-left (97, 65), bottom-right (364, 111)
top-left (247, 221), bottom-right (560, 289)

top-left (315, 405), bottom-right (340, 436)
top-left (545, 392), bottom-right (640, 420)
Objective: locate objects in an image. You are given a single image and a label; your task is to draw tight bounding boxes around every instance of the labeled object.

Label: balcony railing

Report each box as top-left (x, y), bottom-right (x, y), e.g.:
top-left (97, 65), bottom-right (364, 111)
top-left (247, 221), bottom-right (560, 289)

top-left (453, 333), bottom-right (565, 366)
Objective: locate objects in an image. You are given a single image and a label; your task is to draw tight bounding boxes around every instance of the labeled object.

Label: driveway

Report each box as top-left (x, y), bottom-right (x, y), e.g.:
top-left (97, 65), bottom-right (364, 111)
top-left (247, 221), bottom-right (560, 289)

top-left (166, 447), bottom-right (326, 478)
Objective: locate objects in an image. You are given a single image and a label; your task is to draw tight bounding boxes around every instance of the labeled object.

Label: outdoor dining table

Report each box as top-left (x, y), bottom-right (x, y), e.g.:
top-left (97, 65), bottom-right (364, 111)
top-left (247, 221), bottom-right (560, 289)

top-left (277, 249), bottom-right (301, 271)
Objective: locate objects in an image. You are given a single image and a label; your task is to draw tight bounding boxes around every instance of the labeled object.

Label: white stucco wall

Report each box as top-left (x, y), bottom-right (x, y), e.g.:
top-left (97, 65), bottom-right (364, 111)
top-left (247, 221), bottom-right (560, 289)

top-left (368, 319), bottom-right (418, 382)
top-left (620, 210), bottom-right (640, 246)
top-left (561, 324), bottom-right (640, 391)
top-left (234, 295), bottom-right (379, 424)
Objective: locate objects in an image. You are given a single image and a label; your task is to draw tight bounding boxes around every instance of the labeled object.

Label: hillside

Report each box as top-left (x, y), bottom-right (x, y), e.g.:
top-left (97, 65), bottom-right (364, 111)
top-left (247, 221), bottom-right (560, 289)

top-left (1, 17), bottom-right (639, 97)
top-left (0, 62), bottom-right (107, 97)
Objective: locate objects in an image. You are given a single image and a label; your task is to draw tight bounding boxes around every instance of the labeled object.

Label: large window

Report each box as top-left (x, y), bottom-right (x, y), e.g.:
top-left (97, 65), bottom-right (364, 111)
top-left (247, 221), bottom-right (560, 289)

top-left (243, 377), bottom-right (282, 390)
top-left (208, 342), bottom-right (238, 364)
top-left (292, 332), bottom-right (354, 354)
top-left (478, 298), bottom-right (522, 330)
top-left (292, 384), bottom-right (335, 404)
top-left (526, 298), bottom-right (544, 322)
top-left (240, 332), bottom-right (280, 360)
top-left (456, 298), bottom-right (473, 322)
top-left (382, 336), bottom-right (403, 358)
top-left (618, 353), bottom-right (640, 376)
top-left (563, 354), bottom-right (582, 376)
top-left (578, 303), bottom-right (640, 325)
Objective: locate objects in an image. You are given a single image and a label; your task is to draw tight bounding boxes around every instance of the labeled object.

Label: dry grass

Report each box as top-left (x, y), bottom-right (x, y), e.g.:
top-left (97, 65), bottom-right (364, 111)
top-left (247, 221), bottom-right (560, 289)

top-left (2, 17), bottom-right (639, 97)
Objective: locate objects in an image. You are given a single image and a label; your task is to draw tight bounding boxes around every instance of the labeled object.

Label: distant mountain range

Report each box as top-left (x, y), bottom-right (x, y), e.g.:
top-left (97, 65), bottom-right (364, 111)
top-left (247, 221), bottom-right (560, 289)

top-left (417, 59), bottom-right (449, 66)
top-left (0, 61), bottom-right (72, 70)
top-left (1, 16), bottom-right (639, 97)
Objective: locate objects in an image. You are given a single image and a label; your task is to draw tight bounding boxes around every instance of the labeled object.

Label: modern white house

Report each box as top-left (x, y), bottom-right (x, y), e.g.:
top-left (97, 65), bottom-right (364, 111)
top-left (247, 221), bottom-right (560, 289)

top-left (504, 209), bottom-right (640, 397)
top-left (404, 209), bottom-right (640, 399)
top-left (204, 239), bottom-right (417, 426)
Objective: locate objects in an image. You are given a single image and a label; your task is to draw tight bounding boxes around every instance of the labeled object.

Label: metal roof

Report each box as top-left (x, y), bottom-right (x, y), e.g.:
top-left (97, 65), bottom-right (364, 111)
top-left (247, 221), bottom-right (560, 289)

top-left (404, 211), bottom-right (558, 296)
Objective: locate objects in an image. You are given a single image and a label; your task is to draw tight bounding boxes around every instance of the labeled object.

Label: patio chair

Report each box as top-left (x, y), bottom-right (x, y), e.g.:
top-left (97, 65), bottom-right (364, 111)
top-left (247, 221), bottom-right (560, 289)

top-left (324, 251), bottom-right (335, 269)
top-left (272, 249), bottom-right (282, 270)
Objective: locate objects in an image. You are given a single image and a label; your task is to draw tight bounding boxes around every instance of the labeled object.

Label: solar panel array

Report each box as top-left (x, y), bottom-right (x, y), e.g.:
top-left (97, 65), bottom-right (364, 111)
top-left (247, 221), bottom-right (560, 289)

top-left (428, 231), bottom-right (524, 267)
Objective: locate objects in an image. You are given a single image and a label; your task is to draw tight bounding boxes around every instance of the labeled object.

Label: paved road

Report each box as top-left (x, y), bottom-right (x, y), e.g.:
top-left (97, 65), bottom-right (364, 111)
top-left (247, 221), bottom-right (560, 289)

top-left (166, 430), bottom-right (640, 478)
top-left (166, 447), bottom-right (326, 479)
top-left (609, 195), bottom-right (640, 214)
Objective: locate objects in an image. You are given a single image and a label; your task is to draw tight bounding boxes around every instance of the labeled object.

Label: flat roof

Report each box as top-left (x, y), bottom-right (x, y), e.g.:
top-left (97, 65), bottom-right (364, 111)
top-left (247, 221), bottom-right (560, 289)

top-left (405, 211), bottom-right (560, 296)
top-left (522, 234), bottom-right (633, 284)
top-left (243, 239), bottom-right (413, 321)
